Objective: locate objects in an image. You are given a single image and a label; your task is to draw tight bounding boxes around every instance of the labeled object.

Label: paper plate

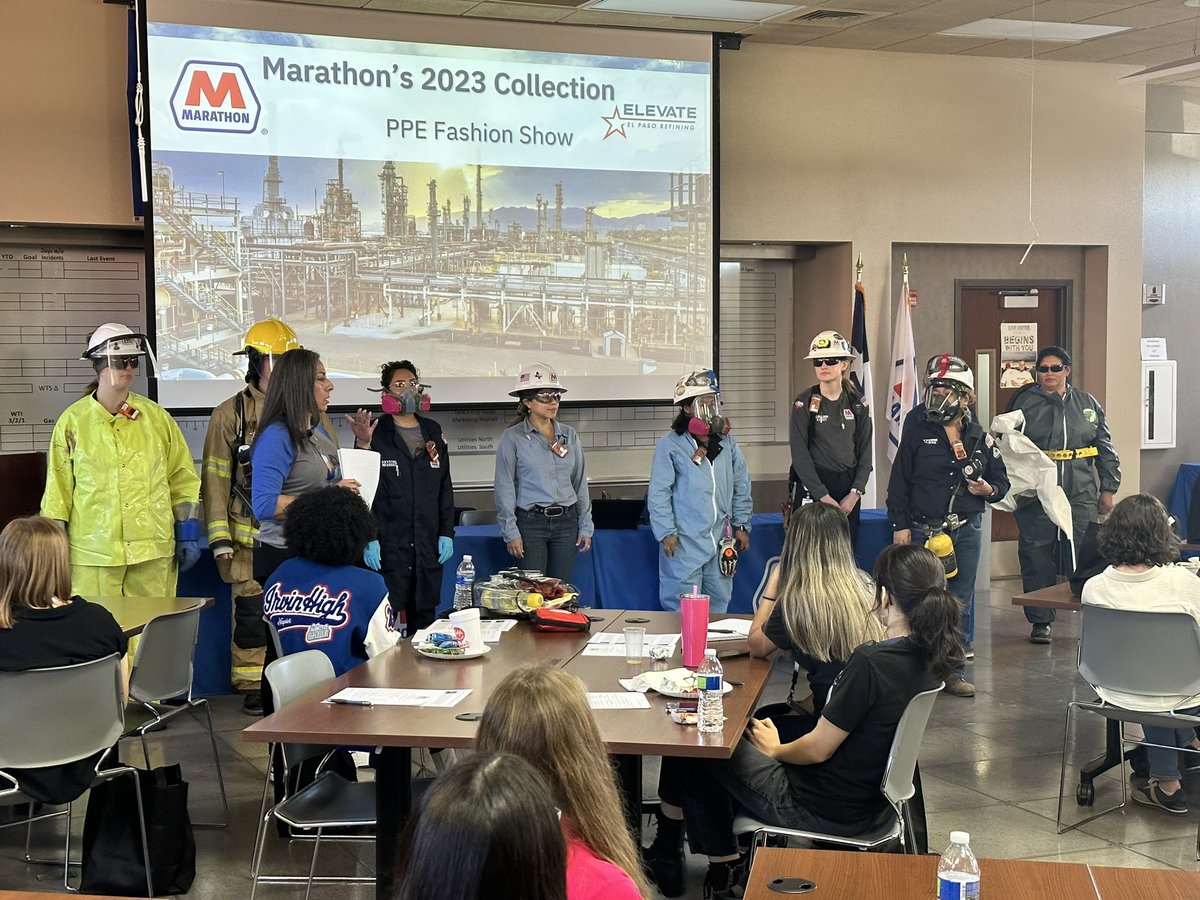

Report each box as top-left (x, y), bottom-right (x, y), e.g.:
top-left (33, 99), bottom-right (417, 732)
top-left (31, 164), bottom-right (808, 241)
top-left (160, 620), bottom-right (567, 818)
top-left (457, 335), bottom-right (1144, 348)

top-left (655, 680), bottom-right (734, 699)
top-left (415, 644), bottom-right (490, 661)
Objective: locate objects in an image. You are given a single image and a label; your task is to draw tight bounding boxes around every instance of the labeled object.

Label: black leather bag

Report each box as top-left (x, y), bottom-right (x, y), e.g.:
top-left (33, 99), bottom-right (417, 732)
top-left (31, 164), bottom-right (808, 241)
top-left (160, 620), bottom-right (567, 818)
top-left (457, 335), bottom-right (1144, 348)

top-left (79, 764), bottom-right (196, 896)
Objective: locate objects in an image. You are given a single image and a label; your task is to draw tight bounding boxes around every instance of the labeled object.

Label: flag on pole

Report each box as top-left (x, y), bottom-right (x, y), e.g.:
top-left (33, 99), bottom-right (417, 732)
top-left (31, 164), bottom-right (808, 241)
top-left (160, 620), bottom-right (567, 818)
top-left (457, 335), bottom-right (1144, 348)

top-left (849, 280), bottom-right (877, 506)
top-left (887, 275), bottom-right (920, 462)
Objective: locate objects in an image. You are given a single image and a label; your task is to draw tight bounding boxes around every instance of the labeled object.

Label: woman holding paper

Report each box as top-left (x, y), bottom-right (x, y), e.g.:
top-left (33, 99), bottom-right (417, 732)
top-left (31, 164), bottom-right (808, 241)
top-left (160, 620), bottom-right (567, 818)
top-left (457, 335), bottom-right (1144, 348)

top-left (348, 360), bottom-right (455, 633)
top-left (250, 348), bottom-right (359, 584)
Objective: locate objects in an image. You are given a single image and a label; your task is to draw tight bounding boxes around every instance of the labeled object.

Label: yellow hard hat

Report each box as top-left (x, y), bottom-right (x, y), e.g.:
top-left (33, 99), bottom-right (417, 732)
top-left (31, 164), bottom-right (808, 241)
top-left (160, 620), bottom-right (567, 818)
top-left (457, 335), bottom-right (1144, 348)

top-left (235, 319), bottom-right (300, 356)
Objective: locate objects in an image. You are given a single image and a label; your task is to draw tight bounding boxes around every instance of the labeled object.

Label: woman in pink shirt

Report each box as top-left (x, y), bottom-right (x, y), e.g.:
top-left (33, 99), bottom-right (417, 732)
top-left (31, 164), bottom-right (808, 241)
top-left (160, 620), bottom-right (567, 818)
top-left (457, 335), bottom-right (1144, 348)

top-left (477, 666), bottom-right (648, 900)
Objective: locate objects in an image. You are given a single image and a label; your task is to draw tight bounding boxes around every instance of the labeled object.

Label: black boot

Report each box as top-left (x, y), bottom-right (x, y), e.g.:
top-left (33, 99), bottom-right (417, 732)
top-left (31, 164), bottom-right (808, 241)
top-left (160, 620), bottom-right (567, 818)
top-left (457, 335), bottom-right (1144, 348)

top-left (642, 811), bottom-right (686, 897)
top-left (703, 856), bottom-right (747, 900)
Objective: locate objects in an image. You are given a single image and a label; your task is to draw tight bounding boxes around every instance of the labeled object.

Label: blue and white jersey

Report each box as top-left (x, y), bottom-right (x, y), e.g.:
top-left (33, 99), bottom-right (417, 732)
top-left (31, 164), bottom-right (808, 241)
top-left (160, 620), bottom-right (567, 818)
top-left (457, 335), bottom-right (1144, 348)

top-left (263, 557), bottom-right (399, 676)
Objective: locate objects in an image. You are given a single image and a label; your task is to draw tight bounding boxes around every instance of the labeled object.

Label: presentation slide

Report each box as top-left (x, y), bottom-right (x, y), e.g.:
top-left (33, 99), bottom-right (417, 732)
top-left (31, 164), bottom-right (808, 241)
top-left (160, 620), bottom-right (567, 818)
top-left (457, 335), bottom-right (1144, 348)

top-left (144, 2), bottom-right (714, 410)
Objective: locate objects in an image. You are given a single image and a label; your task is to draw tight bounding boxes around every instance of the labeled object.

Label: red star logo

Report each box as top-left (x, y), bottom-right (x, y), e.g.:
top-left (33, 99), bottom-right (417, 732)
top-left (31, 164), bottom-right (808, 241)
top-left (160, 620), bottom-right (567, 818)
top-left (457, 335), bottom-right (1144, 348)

top-left (601, 106), bottom-right (626, 140)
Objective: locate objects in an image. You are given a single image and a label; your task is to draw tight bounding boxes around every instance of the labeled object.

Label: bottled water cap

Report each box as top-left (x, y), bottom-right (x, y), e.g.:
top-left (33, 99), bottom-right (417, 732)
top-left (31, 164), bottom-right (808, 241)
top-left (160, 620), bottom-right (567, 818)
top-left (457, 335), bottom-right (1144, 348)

top-left (463, 555), bottom-right (472, 562)
top-left (950, 831), bottom-right (970, 845)
top-left (705, 648), bottom-right (717, 658)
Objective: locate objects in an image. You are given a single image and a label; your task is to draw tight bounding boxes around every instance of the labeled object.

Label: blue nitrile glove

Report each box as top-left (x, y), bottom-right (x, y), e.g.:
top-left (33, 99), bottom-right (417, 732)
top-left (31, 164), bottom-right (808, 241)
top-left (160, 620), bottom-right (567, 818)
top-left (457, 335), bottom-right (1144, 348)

top-left (174, 519), bottom-right (202, 572)
top-left (438, 536), bottom-right (454, 565)
top-left (364, 540), bottom-right (381, 571)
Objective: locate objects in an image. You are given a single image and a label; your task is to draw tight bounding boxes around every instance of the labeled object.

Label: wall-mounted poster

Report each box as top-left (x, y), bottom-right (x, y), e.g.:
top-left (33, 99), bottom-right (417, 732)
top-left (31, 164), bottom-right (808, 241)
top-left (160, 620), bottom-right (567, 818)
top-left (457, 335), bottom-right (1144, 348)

top-left (999, 322), bottom-right (1037, 388)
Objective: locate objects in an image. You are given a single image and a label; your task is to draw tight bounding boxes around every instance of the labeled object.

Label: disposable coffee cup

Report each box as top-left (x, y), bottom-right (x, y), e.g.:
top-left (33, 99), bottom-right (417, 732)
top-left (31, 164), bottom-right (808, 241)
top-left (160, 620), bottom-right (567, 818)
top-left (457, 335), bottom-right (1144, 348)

top-left (623, 627), bottom-right (646, 665)
top-left (448, 607), bottom-right (483, 651)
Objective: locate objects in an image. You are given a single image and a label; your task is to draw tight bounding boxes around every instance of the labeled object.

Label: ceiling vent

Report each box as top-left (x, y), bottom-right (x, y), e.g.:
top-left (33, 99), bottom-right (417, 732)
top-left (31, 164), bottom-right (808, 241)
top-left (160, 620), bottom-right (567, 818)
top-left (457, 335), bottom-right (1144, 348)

top-left (791, 9), bottom-right (871, 25)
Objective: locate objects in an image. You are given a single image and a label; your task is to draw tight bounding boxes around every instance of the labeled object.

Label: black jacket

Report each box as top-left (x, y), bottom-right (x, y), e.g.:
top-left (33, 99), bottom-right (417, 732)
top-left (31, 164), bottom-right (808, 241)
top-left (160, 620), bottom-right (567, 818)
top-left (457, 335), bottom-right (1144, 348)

top-left (370, 415), bottom-right (455, 569)
top-left (887, 405), bottom-right (1009, 531)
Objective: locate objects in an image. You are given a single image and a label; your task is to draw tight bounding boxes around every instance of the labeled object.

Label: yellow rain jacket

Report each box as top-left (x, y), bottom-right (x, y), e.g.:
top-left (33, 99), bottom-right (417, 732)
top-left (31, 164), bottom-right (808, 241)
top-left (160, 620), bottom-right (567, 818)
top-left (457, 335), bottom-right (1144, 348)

top-left (41, 392), bottom-right (200, 567)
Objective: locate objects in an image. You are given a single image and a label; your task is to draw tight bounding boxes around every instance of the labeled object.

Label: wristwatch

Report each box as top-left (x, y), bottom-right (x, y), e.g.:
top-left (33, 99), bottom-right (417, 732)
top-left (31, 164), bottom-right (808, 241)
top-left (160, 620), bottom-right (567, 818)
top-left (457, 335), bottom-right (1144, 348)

top-left (850, 488), bottom-right (863, 496)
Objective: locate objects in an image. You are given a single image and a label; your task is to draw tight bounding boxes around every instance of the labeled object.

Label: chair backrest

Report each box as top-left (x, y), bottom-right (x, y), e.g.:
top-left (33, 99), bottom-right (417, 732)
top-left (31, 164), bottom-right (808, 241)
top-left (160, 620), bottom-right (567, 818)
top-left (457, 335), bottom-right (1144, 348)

top-left (752, 557), bottom-right (781, 612)
top-left (460, 509), bottom-right (499, 526)
top-left (264, 651), bottom-right (337, 770)
top-left (1078, 605), bottom-right (1200, 699)
top-left (880, 683), bottom-right (943, 807)
top-left (264, 615), bottom-right (285, 661)
top-left (129, 605), bottom-right (202, 703)
top-left (0, 653), bottom-right (125, 770)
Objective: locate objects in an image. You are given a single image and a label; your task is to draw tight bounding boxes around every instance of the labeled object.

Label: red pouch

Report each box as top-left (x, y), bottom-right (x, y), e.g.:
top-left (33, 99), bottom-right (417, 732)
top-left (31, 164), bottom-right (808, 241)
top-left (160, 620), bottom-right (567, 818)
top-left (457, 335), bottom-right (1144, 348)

top-left (531, 608), bottom-right (591, 633)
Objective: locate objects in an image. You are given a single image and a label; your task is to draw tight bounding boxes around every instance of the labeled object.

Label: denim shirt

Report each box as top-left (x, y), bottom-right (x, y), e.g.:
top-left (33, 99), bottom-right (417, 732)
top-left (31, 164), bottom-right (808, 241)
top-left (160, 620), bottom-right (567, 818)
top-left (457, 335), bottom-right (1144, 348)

top-left (494, 418), bottom-right (593, 542)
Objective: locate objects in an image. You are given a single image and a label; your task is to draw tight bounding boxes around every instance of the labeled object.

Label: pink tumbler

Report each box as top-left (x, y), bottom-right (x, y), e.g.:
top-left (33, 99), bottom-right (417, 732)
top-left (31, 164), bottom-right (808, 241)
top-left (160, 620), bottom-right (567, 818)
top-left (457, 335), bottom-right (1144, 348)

top-left (680, 586), bottom-right (710, 669)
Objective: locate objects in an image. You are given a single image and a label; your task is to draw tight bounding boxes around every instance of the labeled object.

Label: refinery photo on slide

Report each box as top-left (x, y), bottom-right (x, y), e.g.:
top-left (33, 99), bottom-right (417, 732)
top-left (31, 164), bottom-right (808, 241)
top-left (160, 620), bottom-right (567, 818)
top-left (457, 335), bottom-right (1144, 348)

top-left (151, 152), bottom-right (711, 389)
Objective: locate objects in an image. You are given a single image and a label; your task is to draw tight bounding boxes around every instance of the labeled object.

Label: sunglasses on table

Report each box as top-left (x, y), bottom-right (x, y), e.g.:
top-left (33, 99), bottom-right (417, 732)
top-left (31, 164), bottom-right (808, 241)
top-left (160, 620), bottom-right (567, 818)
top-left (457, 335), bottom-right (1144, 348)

top-left (811, 358), bottom-right (847, 368)
top-left (1037, 364), bottom-right (1066, 373)
top-left (531, 392), bottom-right (563, 404)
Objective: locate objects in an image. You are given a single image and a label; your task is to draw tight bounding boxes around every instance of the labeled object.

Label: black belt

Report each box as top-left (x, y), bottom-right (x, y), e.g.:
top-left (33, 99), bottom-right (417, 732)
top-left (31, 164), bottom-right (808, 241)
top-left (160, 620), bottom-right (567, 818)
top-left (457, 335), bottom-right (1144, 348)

top-left (528, 504), bottom-right (571, 517)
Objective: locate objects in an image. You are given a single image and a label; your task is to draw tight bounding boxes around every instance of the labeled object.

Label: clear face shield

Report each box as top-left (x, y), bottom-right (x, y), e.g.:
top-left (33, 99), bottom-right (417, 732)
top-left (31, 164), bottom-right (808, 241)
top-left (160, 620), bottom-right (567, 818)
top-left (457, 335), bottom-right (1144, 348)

top-left (924, 382), bottom-right (965, 424)
top-left (91, 334), bottom-right (158, 388)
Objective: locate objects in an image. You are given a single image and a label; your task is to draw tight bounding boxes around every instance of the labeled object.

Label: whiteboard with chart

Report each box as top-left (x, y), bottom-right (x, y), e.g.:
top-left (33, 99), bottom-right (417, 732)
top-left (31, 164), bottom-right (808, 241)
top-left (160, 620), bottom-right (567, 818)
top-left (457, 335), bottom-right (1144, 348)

top-left (0, 244), bottom-right (149, 453)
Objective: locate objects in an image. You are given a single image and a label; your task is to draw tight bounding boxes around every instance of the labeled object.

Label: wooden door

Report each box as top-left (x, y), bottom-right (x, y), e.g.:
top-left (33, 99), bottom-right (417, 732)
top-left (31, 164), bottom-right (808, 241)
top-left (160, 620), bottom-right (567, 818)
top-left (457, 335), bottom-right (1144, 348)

top-left (957, 283), bottom-right (1068, 540)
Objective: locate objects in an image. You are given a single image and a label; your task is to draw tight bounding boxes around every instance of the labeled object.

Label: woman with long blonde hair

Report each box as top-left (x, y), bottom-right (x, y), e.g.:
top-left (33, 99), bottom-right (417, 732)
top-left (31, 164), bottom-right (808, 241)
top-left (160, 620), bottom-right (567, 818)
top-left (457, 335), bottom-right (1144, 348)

top-left (748, 501), bottom-right (882, 716)
top-left (476, 665), bottom-right (648, 900)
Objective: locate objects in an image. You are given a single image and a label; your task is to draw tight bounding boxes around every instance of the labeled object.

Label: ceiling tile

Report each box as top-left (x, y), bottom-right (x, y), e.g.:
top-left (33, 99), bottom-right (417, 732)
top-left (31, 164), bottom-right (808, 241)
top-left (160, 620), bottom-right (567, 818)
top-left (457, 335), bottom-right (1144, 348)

top-left (884, 34), bottom-right (1010, 54)
top-left (1081, 0), bottom-right (1200, 29)
top-left (364, 0), bottom-right (476, 12)
top-left (467, 1), bottom-right (576, 20)
top-left (955, 38), bottom-right (1074, 57)
top-left (994, 0), bottom-right (1132, 24)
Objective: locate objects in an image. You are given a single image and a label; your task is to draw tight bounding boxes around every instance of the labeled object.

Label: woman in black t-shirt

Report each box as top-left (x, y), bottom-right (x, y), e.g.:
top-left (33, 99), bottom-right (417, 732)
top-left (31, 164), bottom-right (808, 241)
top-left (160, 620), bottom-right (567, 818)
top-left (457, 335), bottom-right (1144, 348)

top-left (0, 516), bottom-right (128, 803)
top-left (748, 503), bottom-right (881, 720)
top-left (644, 543), bottom-right (962, 900)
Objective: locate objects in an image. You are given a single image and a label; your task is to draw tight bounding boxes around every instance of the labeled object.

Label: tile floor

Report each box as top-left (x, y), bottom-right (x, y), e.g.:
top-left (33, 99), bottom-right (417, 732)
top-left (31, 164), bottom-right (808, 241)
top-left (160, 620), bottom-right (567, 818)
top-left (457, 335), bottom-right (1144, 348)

top-left (2, 578), bottom-right (1198, 897)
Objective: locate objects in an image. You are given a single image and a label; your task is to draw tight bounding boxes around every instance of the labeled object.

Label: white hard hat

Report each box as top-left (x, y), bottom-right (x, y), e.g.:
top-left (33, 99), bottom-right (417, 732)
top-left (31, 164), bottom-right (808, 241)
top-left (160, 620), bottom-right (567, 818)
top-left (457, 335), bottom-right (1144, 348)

top-left (81, 323), bottom-right (149, 360)
top-left (924, 354), bottom-right (975, 392)
top-left (804, 330), bottom-right (852, 360)
top-left (509, 363), bottom-right (567, 397)
top-left (672, 369), bottom-right (720, 405)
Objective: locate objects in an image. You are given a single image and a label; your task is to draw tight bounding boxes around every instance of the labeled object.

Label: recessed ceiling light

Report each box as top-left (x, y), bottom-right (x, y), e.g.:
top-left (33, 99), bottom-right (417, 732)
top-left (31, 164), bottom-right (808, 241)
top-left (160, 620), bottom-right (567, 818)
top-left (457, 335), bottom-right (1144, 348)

top-left (940, 18), bottom-right (1129, 42)
top-left (583, 0), bottom-right (805, 23)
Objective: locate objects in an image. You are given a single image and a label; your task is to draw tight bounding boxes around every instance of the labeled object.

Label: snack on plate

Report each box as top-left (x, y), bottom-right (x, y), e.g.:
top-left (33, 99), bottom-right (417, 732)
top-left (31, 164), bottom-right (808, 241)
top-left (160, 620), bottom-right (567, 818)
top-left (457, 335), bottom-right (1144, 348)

top-left (669, 708), bottom-right (698, 726)
top-left (418, 637), bottom-right (467, 656)
top-left (659, 672), bottom-right (700, 696)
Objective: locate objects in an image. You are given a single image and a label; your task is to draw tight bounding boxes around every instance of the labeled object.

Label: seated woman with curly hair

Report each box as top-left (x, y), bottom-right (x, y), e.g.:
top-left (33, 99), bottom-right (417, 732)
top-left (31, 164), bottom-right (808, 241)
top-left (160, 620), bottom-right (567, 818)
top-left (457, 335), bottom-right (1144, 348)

top-left (262, 485), bottom-right (400, 675)
top-left (1082, 492), bottom-right (1200, 815)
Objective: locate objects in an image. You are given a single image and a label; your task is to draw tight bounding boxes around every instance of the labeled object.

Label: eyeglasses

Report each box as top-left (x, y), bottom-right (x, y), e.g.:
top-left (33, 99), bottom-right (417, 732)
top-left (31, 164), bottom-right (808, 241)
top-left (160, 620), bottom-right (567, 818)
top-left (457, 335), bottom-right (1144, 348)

top-left (531, 392), bottom-right (563, 404)
top-left (389, 379), bottom-right (420, 390)
top-left (1037, 364), bottom-right (1066, 373)
top-left (811, 358), bottom-right (846, 368)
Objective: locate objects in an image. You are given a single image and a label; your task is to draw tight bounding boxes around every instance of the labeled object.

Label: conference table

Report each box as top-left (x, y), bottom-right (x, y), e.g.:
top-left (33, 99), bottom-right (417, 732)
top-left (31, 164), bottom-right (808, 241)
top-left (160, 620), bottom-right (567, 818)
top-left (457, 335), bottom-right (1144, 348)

top-left (93, 595), bottom-right (214, 637)
top-left (243, 609), bottom-right (773, 899)
top-left (442, 509), bottom-right (893, 613)
top-left (743, 847), bottom-right (1200, 899)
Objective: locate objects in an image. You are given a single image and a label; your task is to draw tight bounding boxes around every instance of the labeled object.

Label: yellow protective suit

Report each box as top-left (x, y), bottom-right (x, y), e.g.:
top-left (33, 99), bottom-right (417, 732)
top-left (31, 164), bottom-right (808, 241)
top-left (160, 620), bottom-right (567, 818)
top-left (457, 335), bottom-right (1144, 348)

top-left (41, 391), bottom-right (200, 597)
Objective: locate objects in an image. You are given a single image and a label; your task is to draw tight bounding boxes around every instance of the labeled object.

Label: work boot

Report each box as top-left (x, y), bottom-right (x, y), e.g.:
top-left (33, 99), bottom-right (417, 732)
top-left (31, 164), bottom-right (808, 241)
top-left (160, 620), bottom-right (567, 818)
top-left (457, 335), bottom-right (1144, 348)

top-left (703, 856), bottom-right (747, 899)
top-left (242, 690), bottom-right (263, 716)
top-left (943, 675), bottom-right (975, 698)
top-left (642, 811), bottom-right (686, 897)
top-left (1030, 623), bottom-right (1051, 644)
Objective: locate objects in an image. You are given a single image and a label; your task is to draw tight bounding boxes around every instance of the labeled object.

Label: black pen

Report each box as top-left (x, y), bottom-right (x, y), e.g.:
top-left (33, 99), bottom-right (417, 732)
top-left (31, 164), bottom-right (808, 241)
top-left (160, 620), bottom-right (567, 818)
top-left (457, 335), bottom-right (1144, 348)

top-left (330, 697), bottom-right (373, 706)
top-left (707, 628), bottom-right (739, 634)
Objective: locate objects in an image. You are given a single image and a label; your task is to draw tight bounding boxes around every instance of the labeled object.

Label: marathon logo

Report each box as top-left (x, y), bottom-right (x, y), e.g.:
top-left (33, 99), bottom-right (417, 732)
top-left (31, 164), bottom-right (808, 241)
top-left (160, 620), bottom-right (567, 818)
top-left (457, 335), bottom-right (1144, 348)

top-left (170, 61), bottom-right (261, 134)
top-left (264, 582), bottom-right (351, 634)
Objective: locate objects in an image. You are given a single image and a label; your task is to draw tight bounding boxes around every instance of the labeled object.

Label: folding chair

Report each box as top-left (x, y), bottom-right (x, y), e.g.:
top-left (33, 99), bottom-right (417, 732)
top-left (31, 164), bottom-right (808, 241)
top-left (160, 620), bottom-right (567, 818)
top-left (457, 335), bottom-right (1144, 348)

top-left (0, 653), bottom-right (155, 896)
top-left (123, 604), bottom-right (229, 827)
top-left (733, 682), bottom-right (942, 866)
top-left (1056, 605), bottom-right (1200, 859)
top-left (249, 650), bottom-right (375, 900)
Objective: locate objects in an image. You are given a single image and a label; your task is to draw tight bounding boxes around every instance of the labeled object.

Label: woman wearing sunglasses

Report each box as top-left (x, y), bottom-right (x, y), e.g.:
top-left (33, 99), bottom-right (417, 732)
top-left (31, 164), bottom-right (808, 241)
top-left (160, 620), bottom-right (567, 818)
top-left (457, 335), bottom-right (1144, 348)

top-left (494, 363), bottom-right (593, 580)
top-left (789, 330), bottom-right (873, 546)
top-left (1008, 345), bottom-right (1121, 644)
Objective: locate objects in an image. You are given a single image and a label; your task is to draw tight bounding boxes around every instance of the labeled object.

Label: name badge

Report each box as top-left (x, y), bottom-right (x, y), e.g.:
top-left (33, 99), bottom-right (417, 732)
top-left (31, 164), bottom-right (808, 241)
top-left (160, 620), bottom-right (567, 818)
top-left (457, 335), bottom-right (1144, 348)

top-left (808, 395), bottom-right (821, 414)
top-left (842, 408), bottom-right (855, 421)
top-left (551, 439), bottom-right (569, 458)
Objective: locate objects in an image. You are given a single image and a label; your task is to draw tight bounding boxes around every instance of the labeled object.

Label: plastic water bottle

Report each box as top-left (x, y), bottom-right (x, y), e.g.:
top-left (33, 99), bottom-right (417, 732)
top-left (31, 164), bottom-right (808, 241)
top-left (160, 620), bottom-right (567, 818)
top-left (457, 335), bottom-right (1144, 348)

top-left (937, 831), bottom-right (980, 900)
top-left (697, 649), bottom-right (724, 733)
top-left (453, 555), bottom-right (475, 610)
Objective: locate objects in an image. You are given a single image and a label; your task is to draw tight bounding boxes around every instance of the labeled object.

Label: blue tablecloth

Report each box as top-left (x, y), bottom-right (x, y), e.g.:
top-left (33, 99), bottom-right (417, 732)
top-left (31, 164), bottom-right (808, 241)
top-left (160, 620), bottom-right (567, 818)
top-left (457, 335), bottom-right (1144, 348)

top-left (1169, 463), bottom-right (1200, 535)
top-left (441, 508), bottom-right (892, 615)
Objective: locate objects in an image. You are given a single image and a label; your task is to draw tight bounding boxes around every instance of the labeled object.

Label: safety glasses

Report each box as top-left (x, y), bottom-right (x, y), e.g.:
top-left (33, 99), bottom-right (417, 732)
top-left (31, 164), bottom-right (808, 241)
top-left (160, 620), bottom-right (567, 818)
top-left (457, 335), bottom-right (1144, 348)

top-left (811, 357), bottom-right (847, 368)
top-left (531, 392), bottom-right (563, 404)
